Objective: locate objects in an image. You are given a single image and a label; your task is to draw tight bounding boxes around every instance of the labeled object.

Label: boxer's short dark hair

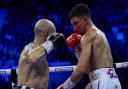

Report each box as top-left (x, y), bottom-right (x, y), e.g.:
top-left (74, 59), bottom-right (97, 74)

top-left (69, 3), bottom-right (91, 19)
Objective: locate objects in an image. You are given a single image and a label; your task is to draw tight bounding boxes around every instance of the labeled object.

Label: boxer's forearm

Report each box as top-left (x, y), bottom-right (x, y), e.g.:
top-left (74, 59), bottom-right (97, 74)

top-left (28, 46), bottom-right (47, 63)
top-left (57, 66), bottom-right (84, 89)
top-left (28, 40), bottom-right (54, 63)
top-left (70, 66), bottom-right (84, 84)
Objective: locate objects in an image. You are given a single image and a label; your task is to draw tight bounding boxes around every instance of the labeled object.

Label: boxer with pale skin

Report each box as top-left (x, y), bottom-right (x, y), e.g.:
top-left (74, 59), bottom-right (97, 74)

top-left (57, 4), bottom-right (121, 89)
top-left (17, 19), bottom-right (65, 89)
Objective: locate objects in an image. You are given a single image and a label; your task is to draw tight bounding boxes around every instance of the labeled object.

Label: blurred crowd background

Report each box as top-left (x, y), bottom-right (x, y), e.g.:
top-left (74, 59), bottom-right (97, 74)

top-left (0, 0), bottom-right (128, 89)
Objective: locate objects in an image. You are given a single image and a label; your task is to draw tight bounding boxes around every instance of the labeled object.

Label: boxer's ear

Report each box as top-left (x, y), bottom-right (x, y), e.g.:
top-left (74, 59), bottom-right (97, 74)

top-left (44, 31), bottom-right (48, 38)
top-left (83, 16), bottom-right (88, 24)
top-left (46, 31), bottom-right (48, 36)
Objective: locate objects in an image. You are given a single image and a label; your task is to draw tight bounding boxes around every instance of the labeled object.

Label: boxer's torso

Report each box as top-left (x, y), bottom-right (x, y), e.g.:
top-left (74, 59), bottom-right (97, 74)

top-left (81, 26), bottom-right (113, 73)
top-left (18, 42), bottom-right (49, 89)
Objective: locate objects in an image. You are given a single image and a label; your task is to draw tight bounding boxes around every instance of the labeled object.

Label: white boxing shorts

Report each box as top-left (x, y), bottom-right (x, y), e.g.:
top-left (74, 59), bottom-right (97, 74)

top-left (85, 68), bottom-right (122, 89)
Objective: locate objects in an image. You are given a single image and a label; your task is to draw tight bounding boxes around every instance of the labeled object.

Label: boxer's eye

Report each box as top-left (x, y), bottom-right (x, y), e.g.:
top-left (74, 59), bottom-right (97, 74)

top-left (72, 22), bottom-right (78, 26)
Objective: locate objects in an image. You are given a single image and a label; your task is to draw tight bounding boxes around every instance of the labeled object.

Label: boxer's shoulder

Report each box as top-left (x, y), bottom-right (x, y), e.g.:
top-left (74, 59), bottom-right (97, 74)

top-left (82, 31), bottom-right (96, 44)
top-left (19, 43), bottom-right (33, 63)
top-left (25, 42), bottom-right (34, 50)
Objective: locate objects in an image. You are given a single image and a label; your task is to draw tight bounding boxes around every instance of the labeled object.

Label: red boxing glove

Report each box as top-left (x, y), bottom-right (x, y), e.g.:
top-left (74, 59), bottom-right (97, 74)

top-left (66, 33), bottom-right (81, 52)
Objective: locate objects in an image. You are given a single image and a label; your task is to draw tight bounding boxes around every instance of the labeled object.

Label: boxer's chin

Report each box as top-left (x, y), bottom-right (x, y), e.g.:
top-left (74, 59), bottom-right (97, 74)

top-left (74, 30), bottom-right (81, 35)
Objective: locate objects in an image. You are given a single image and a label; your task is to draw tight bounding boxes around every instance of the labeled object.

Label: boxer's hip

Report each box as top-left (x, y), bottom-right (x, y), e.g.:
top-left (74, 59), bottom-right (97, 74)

top-left (89, 68), bottom-right (118, 81)
top-left (87, 68), bottom-right (121, 89)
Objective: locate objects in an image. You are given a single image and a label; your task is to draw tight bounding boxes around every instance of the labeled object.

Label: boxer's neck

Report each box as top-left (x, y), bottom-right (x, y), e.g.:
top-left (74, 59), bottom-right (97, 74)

top-left (86, 21), bottom-right (93, 32)
top-left (34, 36), bottom-right (45, 46)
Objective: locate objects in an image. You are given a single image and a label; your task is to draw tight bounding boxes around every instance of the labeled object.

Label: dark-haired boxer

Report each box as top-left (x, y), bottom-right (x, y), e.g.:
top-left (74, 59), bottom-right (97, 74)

top-left (57, 3), bottom-right (121, 89)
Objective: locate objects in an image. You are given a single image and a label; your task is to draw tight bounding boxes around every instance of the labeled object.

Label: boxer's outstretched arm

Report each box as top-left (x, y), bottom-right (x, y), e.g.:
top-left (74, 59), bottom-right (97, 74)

top-left (27, 41), bottom-right (53, 63)
top-left (28, 32), bottom-right (65, 63)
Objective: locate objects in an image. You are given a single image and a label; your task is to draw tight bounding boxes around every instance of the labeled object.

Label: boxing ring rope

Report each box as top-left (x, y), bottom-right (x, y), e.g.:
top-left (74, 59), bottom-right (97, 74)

top-left (49, 62), bottom-right (128, 72)
top-left (0, 62), bottom-right (128, 75)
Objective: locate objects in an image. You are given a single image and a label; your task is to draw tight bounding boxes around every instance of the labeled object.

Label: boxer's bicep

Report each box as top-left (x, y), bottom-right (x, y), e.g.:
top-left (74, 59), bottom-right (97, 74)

top-left (18, 47), bottom-right (30, 85)
top-left (18, 46), bottom-right (29, 69)
top-left (19, 47), bottom-right (29, 64)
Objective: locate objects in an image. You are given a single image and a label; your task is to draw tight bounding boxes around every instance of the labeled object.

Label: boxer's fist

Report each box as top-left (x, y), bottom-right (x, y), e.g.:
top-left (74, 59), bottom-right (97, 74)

top-left (47, 32), bottom-right (65, 48)
top-left (66, 33), bottom-right (81, 52)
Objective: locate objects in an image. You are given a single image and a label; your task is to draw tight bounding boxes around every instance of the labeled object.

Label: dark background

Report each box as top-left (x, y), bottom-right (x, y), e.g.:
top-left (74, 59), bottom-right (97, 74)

top-left (0, 0), bottom-right (128, 89)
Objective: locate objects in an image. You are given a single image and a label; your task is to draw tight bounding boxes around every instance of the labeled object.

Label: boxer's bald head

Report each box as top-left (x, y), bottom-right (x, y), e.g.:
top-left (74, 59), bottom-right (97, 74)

top-left (34, 19), bottom-right (56, 38)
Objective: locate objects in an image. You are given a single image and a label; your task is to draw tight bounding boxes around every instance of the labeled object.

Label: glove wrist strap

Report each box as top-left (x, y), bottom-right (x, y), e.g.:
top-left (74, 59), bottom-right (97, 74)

top-left (40, 41), bottom-right (53, 54)
top-left (63, 78), bottom-right (75, 89)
